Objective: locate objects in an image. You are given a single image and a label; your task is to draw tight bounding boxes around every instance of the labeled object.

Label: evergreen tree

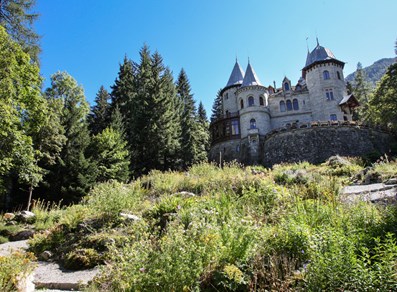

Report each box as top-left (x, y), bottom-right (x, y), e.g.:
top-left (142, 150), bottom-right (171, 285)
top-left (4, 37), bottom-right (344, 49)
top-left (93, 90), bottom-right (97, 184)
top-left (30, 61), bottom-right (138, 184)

top-left (89, 127), bottom-right (130, 183)
top-left (367, 62), bottom-right (397, 131)
top-left (196, 101), bottom-right (210, 161)
top-left (44, 71), bottom-right (95, 203)
top-left (211, 89), bottom-right (223, 122)
top-left (109, 104), bottom-right (125, 136)
top-left (352, 62), bottom-right (372, 120)
top-left (0, 0), bottom-right (40, 62)
top-left (176, 68), bottom-right (199, 168)
top-left (89, 85), bottom-right (110, 135)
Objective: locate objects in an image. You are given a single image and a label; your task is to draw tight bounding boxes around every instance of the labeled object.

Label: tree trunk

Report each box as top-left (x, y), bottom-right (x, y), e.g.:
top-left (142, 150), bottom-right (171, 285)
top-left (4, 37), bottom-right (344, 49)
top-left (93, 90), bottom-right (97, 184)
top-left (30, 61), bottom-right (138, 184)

top-left (27, 185), bottom-right (33, 211)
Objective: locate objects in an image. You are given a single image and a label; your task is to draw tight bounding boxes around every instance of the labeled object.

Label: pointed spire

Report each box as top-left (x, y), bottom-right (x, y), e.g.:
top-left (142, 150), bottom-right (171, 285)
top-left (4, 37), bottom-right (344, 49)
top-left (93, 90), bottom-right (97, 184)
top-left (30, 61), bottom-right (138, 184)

top-left (242, 62), bottom-right (262, 87)
top-left (316, 36), bottom-right (319, 46)
top-left (226, 60), bottom-right (245, 87)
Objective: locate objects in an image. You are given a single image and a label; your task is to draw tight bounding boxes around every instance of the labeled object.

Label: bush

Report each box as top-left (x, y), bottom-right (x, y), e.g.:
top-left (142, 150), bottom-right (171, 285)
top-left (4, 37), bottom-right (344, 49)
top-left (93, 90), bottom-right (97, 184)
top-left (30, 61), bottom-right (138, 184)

top-left (0, 252), bottom-right (36, 291)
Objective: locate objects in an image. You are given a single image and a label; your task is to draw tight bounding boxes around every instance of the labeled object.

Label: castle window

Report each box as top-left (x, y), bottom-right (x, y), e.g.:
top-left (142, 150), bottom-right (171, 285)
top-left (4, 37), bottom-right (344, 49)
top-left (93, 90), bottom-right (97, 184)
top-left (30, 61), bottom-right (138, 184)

top-left (325, 88), bottom-right (334, 100)
top-left (240, 99), bottom-right (244, 109)
top-left (250, 119), bottom-right (256, 129)
top-left (323, 70), bottom-right (330, 80)
top-left (293, 99), bottom-right (299, 110)
top-left (231, 120), bottom-right (240, 135)
top-left (284, 82), bottom-right (290, 91)
top-left (286, 100), bottom-right (293, 111)
top-left (224, 93), bottom-right (228, 100)
top-left (337, 71), bottom-right (341, 80)
top-left (248, 96), bottom-right (255, 107)
top-left (225, 110), bottom-right (229, 117)
top-left (259, 96), bottom-right (264, 106)
top-left (280, 101), bottom-right (286, 112)
top-left (330, 114), bottom-right (337, 121)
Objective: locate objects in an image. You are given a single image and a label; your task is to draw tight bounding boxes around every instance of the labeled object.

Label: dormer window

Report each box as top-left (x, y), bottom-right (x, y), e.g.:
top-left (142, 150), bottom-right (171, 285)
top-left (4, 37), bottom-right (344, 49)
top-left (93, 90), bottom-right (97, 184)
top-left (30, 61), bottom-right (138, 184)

top-left (323, 70), bottom-right (330, 80)
top-left (248, 96), bottom-right (255, 107)
top-left (284, 82), bottom-right (290, 91)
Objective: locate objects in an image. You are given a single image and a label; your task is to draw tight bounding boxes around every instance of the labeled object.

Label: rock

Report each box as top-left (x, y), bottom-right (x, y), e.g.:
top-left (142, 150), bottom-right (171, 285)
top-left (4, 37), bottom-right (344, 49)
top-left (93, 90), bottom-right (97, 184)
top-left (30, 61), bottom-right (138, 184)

top-left (173, 191), bottom-right (196, 197)
top-left (5, 220), bottom-right (17, 226)
top-left (384, 178), bottom-right (397, 185)
top-left (119, 213), bottom-right (141, 221)
top-left (40, 250), bottom-right (53, 261)
top-left (16, 211), bottom-right (36, 223)
top-left (3, 212), bottom-right (15, 221)
top-left (10, 230), bottom-right (35, 241)
top-left (325, 155), bottom-right (351, 167)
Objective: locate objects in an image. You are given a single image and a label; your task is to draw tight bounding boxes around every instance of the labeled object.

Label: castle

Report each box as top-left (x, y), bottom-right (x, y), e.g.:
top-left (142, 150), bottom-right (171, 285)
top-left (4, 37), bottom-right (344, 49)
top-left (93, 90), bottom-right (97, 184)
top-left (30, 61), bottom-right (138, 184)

top-left (209, 41), bottom-right (361, 165)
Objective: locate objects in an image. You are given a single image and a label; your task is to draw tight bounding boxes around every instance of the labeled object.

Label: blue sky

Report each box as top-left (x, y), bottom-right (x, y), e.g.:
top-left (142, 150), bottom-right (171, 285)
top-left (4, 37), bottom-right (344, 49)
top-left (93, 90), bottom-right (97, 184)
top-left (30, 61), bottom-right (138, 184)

top-left (35, 0), bottom-right (397, 115)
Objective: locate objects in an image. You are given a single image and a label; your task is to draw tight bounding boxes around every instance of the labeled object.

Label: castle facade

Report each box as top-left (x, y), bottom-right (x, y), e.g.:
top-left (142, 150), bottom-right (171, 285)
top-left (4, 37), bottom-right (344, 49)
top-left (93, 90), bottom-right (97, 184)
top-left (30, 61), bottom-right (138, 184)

top-left (209, 42), bottom-right (359, 164)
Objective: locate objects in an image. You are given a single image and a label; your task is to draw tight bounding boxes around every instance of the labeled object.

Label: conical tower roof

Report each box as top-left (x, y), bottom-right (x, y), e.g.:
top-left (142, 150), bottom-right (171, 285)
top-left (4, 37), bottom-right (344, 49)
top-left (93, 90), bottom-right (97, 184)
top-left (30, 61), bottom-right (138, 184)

top-left (304, 40), bottom-right (343, 69)
top-left (226, 60), bottom-right (245, 87)
top-left (242, 62), bottom-right (262, 86)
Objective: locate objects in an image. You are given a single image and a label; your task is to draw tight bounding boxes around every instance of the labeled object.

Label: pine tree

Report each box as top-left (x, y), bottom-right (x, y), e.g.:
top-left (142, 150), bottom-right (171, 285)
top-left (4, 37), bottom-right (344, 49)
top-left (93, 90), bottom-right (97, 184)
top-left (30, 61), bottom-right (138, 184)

top-left (176, 68), bottom-right (198, 168)
top-left (196, 101), bottom-right (210, 161)
top-left (352, 62), bottom-right (372, 120)
top-left (89, 86), bottom-right (110, 135)
top-left (44, 71), bottom-right (95, 203)
top-left (0, 0), bottom-right (40, 62)
top-left (367, 62), bottom-right (397, 131)
top-left (211, 89), bottom-right (223, 122)
top-left (89, 127), bottom-right (130, 183)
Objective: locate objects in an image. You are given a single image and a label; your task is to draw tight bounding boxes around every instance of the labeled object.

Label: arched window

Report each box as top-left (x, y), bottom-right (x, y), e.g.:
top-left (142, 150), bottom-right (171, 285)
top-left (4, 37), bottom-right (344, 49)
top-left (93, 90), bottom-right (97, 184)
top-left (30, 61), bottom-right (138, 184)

top-left (293, 99), bottom-right (299, 110)
top-left (240, 99), bottom-right (244, 109)
top-left (259, 96), bottom-right (264, 106)
top-left (330, 114), bottom-right (337, 121)
top-left (248, 96), bottom-right (254, 106)
top-left (250, 118), bottom-right (256, 129)
top-left (286, 100), bottom-right (293, 111)
top-left (284, 82), bottom-right (290, 91)
top-left (337, 71), bottom-right (341, 80)
top-left (323, 70), bottom-right (330, 80)
top-left (280, 101), bottom-right (286, 112)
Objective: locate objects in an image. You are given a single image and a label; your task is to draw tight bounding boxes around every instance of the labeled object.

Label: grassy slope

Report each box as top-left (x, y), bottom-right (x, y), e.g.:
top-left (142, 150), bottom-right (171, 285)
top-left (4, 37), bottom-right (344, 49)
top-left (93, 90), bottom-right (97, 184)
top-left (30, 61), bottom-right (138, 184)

top-left (3, 159), bottom-right (397, 291)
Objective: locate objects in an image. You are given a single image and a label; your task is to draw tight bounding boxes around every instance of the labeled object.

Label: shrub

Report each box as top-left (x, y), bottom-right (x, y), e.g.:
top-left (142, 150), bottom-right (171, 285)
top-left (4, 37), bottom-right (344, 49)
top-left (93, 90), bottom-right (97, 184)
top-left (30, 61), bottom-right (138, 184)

top-left (63, 248), bottom-right (101, 270)
top-left (0, 252), bottom-right (36, 291)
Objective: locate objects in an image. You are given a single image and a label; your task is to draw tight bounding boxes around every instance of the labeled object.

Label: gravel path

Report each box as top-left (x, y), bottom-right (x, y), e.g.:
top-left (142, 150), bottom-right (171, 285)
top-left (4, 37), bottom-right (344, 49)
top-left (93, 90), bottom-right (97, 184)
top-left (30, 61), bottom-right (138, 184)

top-left (0, 240), bottom-right (100, 291)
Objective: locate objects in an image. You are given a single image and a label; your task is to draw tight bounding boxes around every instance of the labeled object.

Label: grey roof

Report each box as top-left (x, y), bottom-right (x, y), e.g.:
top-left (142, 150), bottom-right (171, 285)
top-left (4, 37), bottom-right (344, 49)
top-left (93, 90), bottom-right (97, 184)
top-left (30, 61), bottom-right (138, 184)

top-left (226, 60), bottom-right (245, 87)
top-left (242, 62), bottom-right (262, 86)
top-left (339, 94), bottom-right (359, 106)
top-left (305, 44), bottom-right (338, 67)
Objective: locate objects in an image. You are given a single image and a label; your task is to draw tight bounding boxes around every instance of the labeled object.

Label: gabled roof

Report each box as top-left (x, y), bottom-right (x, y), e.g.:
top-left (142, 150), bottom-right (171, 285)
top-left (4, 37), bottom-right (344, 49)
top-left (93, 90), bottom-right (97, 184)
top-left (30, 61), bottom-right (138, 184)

top-left (242, 62), bottom-right (262, 86)
top-left (339, 94), bottom-right (359, 108)
top-left (226, 60), bottom-right (245, 87)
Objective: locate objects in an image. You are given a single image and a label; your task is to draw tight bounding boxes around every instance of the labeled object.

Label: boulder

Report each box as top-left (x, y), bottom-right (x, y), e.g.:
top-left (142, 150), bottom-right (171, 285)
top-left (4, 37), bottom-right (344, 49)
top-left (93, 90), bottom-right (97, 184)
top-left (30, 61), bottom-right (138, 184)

top-left (10, 230), bottom-right (35, 241)
top-left (3, 212), bottom-right (15, 221)
top-left (325, 155), bottom-right (351, 167)
top-left (39, 250), bottom-right (53, 261)
top-left (16, 211), bottom-right (36, 223)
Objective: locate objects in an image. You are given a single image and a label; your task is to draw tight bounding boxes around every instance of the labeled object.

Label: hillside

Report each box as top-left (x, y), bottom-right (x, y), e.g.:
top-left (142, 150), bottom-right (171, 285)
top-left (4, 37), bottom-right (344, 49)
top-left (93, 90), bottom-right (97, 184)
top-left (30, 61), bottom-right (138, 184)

top-left (345, 57), bottom-right (395, 85)
top-left (2, 158), bottom-right (397, 291)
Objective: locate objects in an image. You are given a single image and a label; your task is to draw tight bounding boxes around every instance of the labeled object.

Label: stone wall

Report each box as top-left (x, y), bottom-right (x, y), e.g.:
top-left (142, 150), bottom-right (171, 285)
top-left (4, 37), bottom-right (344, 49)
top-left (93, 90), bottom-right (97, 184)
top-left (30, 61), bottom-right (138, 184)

top-left (263, 124), bottom-right (395, 167)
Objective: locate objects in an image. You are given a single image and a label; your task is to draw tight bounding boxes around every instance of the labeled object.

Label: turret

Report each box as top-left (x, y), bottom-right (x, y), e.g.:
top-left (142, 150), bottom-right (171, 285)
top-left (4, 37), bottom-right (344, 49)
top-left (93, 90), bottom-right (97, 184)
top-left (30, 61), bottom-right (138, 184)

top-left (221, 60), bottom-right (245, 116)
top-left (303, 40), bottom-right (347, 121)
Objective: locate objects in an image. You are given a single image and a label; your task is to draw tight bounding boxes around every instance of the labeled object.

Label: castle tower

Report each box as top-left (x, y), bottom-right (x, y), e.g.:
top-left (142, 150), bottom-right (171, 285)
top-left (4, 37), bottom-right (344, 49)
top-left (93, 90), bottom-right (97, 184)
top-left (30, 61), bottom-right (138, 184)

top-left (236, 62), bottom-right (271, 164)
top-left (303, 41), bottom-right (347, 121)
top-left (221, 60), bottom-right (245, 116)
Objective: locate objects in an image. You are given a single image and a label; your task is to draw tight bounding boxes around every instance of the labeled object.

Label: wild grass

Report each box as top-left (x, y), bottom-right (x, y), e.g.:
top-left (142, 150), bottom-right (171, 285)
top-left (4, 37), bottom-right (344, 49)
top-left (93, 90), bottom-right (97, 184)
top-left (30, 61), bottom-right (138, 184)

top-left (18, 159), bottom-right (397, 291)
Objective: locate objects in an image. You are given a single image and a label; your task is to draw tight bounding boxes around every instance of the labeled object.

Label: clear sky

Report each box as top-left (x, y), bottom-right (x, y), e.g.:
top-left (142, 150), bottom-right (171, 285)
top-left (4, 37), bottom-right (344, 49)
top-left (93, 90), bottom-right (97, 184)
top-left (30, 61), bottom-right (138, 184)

top-left (35, 0), bottom-right (397, 115)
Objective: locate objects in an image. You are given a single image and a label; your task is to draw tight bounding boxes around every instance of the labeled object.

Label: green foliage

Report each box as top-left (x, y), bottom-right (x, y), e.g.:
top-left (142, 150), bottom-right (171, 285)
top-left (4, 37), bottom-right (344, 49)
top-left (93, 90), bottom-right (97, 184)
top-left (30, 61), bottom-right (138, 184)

top-left (64, 248), bottom-right (101, 270)
top-left (88, 85), bottom-right (110, 135)
top-left (43, 71), bottom-right (95, 203)
top-left (352, 62), bottom-right (373, 120)
top-left (0, 0), bottom-right (40, 62)
top-left (0, 252), bottom-right (36, 291)
top-left (367, 62), bottom-right (397, 131)
top-left (89, 127), bottom-right (130, 183)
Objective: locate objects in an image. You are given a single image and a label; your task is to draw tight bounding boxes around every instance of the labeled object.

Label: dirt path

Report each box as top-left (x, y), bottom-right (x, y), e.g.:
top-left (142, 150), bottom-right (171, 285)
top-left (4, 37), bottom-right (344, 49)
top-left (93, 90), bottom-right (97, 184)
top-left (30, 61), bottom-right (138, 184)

top-left (0, 240), bottom-right (99, 291)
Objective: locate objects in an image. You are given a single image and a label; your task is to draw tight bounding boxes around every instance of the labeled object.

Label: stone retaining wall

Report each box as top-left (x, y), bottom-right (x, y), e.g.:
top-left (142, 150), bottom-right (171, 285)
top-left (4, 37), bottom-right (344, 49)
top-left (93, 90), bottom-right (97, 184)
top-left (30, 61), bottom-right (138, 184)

top-left (263, 124), bottom-right (395, 167)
